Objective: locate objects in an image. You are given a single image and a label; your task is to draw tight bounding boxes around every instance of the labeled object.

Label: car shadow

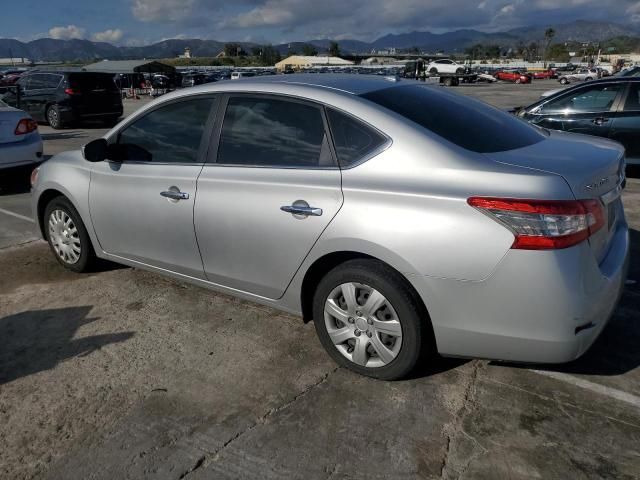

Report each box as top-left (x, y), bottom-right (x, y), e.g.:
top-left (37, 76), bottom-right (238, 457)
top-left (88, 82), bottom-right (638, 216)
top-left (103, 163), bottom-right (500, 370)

top-left (494, 228), bottom-right (639, 377)
top-left (0, 306), bottom-right (134, 385)
top-left (0, 160), bottom-right (47, 196)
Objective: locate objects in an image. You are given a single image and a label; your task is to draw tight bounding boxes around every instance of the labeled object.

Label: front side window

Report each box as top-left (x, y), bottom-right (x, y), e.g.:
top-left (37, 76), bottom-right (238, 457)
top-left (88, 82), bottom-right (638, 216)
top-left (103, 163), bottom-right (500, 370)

top-left (540, 84), bottom-right (623, 114)
top-left (327, 108), bottom-right (387, 167)
top-left (115, 98), bottom-right (214, 163)
top-left (26, 75), bottom-right (46, 90)
top-left (217, 96), bottom-right (333, 168)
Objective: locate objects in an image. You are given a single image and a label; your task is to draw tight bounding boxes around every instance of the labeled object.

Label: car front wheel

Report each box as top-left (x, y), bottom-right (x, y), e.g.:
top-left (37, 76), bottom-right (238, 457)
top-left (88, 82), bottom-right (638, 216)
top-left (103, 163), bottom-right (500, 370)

top-left (312, 259), bottom-right (429, 380)
top-left (44, 197), bottom-right (96, 272)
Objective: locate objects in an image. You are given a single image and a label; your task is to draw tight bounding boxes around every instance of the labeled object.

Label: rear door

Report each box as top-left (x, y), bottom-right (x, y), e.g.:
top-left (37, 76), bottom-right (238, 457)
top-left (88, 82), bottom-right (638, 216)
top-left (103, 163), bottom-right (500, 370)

top-left (609, 82), bottom-right (640, 163)
top-left (194, 94), bottom-right (343, 299)
top-left (527, 82), bottom-right (624, 137)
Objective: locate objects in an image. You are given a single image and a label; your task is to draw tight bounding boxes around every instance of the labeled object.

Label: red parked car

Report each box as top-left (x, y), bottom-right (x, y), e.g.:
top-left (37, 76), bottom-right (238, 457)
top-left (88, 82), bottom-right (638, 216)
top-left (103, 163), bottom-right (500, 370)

top-left (531, 69), bottom-right (557, 79)
top-left (494, 70), bottom-right (532, 84)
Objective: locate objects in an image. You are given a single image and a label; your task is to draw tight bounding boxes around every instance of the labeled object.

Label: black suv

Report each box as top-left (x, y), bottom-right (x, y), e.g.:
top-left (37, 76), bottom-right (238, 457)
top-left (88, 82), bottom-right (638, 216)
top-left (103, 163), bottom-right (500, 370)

top-left (14, 71), bottom-right (123, 129)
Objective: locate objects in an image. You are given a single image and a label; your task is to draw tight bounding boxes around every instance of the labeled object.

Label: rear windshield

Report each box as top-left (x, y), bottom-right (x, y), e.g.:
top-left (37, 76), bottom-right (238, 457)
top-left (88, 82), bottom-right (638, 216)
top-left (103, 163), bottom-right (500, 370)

top-left (360, 85), bottom-right (545, 153)
top-left (68, 73), bottom-right (118, 91)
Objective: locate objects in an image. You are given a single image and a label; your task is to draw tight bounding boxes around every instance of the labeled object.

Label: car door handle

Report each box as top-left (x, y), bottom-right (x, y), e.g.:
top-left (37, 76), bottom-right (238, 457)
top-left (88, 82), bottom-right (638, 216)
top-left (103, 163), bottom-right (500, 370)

top-left (160, 190), bottom-right (189, 200)
top-left (592, 117), bottom-right (609, 125)
top-left (280, 205), bottom-right (323, 216)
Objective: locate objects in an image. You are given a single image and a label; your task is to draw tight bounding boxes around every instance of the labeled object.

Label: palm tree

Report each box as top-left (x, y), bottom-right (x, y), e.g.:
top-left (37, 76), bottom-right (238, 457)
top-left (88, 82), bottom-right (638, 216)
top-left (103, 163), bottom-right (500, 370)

top-left (544, 28), bottom-right (555, 67)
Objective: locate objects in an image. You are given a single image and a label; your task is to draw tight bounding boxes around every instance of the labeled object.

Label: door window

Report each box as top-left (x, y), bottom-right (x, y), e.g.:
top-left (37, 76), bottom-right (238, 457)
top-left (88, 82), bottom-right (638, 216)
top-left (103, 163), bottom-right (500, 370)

top-left (26, 75), bottom-right (46, 90)
top-left (540, 84), bottom-right (623, 113)
top-left (115, 98), bottom-right (215, 163)
top-left (44, 74), bottom-right (62, 88)
top-left (623, 83), bottom-right (640, 111)
top-left (217, 96), bottom-right (333, 168)
top-left (327, 108), bottom-right (387, 167)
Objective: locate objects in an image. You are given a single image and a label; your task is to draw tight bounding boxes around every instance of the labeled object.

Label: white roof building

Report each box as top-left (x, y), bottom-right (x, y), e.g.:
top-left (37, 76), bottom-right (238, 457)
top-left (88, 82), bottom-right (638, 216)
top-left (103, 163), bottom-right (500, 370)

top-left (275, 55), bottom-right (354, 71)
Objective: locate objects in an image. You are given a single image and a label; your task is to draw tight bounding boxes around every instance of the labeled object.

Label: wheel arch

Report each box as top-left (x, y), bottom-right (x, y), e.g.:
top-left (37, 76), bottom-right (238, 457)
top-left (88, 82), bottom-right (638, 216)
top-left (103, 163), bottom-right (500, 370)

top-left (299, 250), bottom-right (431, 328)
top-left (36, 188), bottom-right (66, 238)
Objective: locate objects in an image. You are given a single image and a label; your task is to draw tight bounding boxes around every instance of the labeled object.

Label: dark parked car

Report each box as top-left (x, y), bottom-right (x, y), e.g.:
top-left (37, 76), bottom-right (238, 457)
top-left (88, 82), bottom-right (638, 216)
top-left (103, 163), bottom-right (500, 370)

top-left (518, 77), bottom-right (640, 166)
top-left (181, 74), bottom-right (206, 88)
top-left (13, 71), bottom-right (122, 129)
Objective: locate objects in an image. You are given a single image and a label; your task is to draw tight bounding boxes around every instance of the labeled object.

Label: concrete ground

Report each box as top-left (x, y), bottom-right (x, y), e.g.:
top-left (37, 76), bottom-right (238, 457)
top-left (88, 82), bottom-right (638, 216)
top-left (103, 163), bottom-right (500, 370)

top-left (1, 80), bottom-right (639, 480)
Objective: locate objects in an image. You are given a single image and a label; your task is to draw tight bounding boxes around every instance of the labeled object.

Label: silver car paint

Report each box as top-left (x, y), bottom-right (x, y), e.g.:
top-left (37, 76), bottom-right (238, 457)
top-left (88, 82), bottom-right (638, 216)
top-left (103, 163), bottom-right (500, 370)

top-left (32, 75), bottom-right (630, 363)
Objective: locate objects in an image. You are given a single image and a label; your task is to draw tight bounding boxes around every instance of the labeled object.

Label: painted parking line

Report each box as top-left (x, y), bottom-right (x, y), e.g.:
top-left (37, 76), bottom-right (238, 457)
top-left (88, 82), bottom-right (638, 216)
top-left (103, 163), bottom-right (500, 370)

top-left (531, 369), bottom-right (640, 409)
top-left (0, 207), bottom-right (35, 223)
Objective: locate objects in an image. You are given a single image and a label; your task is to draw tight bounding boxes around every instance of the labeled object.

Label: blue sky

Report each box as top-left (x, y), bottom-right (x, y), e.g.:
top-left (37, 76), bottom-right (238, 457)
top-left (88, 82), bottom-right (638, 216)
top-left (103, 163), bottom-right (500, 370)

top-left (3, 0), bottom-right (640, 45)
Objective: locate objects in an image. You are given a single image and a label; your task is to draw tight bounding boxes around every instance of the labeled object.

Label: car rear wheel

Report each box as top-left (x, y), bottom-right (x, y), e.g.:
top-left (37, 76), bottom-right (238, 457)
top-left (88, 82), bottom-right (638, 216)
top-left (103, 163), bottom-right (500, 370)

top-left (429, 67), bottom-right (438, 74)
top-left (560, 78), bottom-right (569, 84)
top-left (312, 259), bottom-right (429, 380)
top-left (44, 197), bottom-right (96, 272)
top-left (46, 105), bottom-right (63, 129)
top-left (585, 77), bottom-right (593, 81)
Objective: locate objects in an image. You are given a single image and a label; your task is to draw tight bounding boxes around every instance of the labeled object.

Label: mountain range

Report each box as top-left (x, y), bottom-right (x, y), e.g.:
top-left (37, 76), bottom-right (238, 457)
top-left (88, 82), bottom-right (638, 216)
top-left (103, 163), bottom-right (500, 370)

top-left (1, 20), bottom-right (638, 63)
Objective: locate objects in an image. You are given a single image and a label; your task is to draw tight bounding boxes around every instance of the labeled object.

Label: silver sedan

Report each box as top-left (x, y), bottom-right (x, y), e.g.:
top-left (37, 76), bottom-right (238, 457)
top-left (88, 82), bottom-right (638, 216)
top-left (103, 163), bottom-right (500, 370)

top-left (31, 75), bottom-right (630, 380)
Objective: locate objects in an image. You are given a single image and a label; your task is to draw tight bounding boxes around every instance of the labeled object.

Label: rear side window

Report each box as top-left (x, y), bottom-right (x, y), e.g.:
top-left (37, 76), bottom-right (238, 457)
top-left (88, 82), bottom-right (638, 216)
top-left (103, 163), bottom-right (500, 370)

top-left (623, 83), bottom-right (640, 111)
top-left (217, 96), bottom-right (334, 168)
top-left (116, 98), bottom-right (214, 163)
top-left (68, 73), bottom-right (118, 92)
top-left (327, 108), bottom-right (387, 167)
top-left (361, 85), bottom-right (544, 153)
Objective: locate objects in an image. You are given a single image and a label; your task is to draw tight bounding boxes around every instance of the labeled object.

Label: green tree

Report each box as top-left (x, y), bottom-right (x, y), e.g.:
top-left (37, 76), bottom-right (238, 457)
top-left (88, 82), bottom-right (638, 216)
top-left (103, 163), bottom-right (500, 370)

top-left (301, 44), bottom-right (318, 56)
top-left (251, 46), bottom-right (262, 57)
top-left (224, 43), bottom-right (245, 57)
top-left (328, 41), bottom-right (340, 57)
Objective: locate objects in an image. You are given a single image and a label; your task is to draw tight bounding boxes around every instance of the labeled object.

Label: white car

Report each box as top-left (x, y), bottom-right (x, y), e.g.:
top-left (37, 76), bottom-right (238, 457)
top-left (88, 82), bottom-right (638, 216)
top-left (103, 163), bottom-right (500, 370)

top-left (426, 59), bottom-right (465, 75)
top-left (0, 99), bottom-right (43, 170)
top-left (558, 68), bottom-right (598, 84)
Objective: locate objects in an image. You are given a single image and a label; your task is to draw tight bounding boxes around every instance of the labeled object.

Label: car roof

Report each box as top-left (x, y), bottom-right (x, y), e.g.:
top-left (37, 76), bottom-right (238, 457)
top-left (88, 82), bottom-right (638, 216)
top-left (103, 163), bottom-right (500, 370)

top-left (181, 74), bottom-right (406, 96)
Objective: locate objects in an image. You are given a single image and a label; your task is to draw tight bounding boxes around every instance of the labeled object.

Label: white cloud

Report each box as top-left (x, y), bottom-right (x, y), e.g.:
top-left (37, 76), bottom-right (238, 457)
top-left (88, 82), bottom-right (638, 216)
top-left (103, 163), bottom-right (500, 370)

top-left (132, 0), bottom-right (197, 22)
top-left (92, 29), bottom-right (124, 43)
top-left (48, 25), bottom-right (86, 40)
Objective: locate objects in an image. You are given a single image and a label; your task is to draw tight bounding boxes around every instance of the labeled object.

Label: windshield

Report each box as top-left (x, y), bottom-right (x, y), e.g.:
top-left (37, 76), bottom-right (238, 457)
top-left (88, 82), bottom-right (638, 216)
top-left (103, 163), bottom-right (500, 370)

top-left (361, 85), bottom-right (545, 153)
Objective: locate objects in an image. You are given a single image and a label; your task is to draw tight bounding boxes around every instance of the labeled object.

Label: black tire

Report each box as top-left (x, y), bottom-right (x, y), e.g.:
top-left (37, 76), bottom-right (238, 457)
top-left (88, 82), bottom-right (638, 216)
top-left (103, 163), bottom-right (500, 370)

top-left (429, 67), bottom-right (438, 74)
top-left (46, 105), bottom-right (63, 129)
top-left (585, 77), bottom-right (592, 81)
top-left (560, 78), bottom-right (568, 85)
top-left (312, 259), bottom-right (431, 380)
top-left (456, 67), bottom-right (465, 74)
top-left (44, 196), bottom-right (97, 273)
top-left (442, 77), bottom-right (453, 87)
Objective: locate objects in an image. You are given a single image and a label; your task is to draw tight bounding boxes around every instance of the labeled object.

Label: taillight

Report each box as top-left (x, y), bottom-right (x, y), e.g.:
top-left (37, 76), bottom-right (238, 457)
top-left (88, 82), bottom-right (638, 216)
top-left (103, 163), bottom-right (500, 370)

top-left (64, 88), bottom-right (79, 95)
top-left (14, 118), bottom-right (38, 135)
top-left (468, 197), bottom-right (604, 250)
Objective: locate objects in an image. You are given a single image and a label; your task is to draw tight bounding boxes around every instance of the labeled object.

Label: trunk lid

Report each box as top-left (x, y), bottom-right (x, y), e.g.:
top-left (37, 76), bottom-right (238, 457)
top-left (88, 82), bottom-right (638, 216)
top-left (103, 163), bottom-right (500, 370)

top-left (488, 129), bottom-right (625, 262)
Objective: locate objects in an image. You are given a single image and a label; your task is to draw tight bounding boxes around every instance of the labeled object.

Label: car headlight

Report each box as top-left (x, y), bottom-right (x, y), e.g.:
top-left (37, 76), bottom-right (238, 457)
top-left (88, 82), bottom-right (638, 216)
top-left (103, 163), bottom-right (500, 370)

top-left (30, 166), bottom-right (40, 188)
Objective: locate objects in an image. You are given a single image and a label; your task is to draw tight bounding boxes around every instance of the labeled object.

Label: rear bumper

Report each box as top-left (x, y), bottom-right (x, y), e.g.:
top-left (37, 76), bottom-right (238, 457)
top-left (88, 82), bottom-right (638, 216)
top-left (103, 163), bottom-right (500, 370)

top-left (409, 223), bottom-right (630, 363)
top-left (0, 133), bottom-right (43, 169)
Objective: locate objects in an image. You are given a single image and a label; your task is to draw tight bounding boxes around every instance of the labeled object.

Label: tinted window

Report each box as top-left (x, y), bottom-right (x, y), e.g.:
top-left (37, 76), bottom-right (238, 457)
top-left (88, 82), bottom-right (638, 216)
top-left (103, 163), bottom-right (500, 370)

top-left (361, 85), bottom-right (544, 153)
top-left (26, 74), bottom-right (46, 90)
top-left (116, 98), bottom-right (214, 163)
top-left (217, 96), bottom-right (333, 167)
top-left (44, 74), bottom-right (62, 88)
top-left (68, 73), bottom-right (118, 92)
top-left (540, 84), bottom-right (623, 113)
top-left (623, 83), bottom-right (640, 111)
top-left (327, 108), bottom-right (387, 167)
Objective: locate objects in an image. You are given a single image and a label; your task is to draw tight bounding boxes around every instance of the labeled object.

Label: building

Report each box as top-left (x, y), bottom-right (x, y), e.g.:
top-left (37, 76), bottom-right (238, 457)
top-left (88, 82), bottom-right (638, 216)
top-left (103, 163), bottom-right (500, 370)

top-left (275, 55), bottom-right (354, 71)
top-left (0, 57), bottom-right (31, 66)
top-left (178, 47), bottom-right (192, 59)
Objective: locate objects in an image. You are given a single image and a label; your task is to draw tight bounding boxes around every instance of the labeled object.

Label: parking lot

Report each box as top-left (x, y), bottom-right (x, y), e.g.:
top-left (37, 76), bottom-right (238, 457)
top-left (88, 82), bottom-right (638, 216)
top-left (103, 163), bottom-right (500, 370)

top-left (1, 79), bottom-right (639, 480)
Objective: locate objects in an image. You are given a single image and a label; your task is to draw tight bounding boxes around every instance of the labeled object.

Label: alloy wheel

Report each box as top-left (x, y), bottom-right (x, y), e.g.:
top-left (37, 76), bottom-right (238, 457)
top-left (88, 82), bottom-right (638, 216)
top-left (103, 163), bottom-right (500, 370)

top-left (324, 282), bottom-right (402, 368)
top-left (48, 209), bottom-right (81, 264)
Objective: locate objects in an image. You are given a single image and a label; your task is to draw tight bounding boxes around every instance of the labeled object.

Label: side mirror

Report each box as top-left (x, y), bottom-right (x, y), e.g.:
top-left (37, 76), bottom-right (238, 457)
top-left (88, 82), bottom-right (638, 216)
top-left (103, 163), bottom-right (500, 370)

top-left (82, 138), bottom-right (108, 162)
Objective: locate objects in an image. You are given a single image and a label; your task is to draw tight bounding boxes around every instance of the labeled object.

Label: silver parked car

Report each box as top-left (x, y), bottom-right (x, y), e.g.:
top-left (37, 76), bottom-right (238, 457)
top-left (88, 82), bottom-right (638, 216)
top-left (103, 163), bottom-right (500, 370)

top-left (31, 75), bottom-right (629, 380)
top-left (0, 99), bottom-right (43, 170)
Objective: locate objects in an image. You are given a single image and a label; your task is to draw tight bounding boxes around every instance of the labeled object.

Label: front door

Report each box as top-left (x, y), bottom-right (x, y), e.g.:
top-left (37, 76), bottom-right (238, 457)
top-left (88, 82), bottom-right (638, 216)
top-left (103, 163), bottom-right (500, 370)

top-left (194, 94), bottom-right (343, 299)
top-left (528, 82), bottom-right (624, 139)
top-left (89, 96), bottom-right (217, 278)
